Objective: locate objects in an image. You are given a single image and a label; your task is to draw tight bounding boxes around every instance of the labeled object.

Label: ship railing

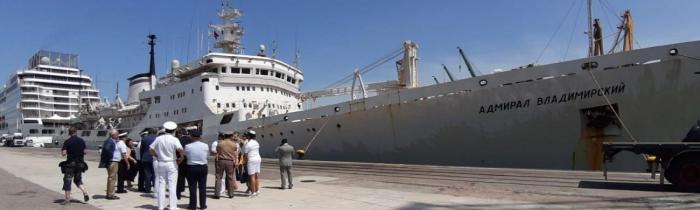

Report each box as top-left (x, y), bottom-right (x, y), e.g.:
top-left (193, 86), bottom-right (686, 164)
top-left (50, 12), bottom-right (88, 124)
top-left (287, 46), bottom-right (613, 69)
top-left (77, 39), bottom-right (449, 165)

top-left (28, 50), bottom-right (79, 69)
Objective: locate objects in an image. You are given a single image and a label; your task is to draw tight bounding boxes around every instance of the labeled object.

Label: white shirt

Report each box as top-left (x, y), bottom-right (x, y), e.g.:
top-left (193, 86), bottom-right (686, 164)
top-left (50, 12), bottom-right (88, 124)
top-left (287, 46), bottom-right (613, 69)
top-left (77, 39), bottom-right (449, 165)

top-left (210, 141), bottom-right (218, 153)
top-left (185, 141), bottom-right (209, 165)
top-left (244, 139), bottom-right (261, 160)
top-left (149, 134), bottom-right (182, 162)
top-left (112, 139), bottom-right (128, 162)
top-left (135, 142), bottom-right (141, 161)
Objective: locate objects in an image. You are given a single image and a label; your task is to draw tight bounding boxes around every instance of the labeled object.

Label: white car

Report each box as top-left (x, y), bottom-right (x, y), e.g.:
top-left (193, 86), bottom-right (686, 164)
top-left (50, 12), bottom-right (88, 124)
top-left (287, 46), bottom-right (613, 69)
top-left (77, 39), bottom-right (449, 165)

top-left (25, 139), bottom-right (34, 147)
top-left (13, 137), bottom-right (25, 147)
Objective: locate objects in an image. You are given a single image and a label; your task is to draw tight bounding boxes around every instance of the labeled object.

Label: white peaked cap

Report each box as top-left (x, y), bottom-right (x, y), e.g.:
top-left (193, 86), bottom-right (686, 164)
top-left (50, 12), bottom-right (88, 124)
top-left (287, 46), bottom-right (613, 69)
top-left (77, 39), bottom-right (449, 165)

top-left (163, 121), bottom-right (178, 130)
top-left (247, 130), bottom-right (256, 135)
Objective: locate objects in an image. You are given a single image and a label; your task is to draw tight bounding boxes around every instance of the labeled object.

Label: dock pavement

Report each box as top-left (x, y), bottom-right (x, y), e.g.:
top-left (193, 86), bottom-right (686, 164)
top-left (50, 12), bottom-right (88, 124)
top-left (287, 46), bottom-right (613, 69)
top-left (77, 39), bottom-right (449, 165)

top-left (1, 147), bottom-right (699, 209)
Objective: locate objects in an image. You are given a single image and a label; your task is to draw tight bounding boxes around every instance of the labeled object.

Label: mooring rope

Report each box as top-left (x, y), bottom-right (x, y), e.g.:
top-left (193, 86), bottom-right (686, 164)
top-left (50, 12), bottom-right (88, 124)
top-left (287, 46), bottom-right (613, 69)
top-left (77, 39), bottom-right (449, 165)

top-left (585, 67), bottom-right (637, 142)
top-left (303, 116), bottom-right (333, 153)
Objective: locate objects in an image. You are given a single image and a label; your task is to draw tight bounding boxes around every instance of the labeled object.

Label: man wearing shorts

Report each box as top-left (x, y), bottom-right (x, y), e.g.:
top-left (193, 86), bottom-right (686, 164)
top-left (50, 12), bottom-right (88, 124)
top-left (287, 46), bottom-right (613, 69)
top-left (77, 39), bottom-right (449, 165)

top-left (60, 127), bottom-right (90, 205)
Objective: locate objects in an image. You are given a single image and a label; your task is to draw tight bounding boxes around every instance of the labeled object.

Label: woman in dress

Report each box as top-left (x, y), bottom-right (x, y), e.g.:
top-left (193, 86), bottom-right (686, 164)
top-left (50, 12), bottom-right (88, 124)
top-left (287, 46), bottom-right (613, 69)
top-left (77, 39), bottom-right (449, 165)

top-left (243, 130), bottom-right (261, 197)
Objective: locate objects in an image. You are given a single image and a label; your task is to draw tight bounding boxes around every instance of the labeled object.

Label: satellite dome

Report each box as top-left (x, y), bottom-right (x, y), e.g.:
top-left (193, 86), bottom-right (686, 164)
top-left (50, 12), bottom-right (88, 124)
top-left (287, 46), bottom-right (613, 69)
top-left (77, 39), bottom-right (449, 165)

top-left (259, 44), bottom-right (266, 51)
top-left (171, 59), bottom-right (180, 68)
top-left (40, 56), bottom-right (50, 64)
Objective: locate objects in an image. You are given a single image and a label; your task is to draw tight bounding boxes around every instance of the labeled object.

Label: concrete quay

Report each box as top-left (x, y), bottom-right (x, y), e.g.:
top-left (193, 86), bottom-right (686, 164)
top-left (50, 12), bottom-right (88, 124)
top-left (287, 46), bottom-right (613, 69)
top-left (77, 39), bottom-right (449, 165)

top-left (0, 147), bottom-right (699, 210)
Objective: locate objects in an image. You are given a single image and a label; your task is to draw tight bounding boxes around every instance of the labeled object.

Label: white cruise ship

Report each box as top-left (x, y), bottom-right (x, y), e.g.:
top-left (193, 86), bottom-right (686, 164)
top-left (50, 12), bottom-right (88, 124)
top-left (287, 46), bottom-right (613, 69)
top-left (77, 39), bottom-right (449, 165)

top-left (0, 51), bottom-right (101, 146)
top-left (67, 1), bottom-right (304, 148)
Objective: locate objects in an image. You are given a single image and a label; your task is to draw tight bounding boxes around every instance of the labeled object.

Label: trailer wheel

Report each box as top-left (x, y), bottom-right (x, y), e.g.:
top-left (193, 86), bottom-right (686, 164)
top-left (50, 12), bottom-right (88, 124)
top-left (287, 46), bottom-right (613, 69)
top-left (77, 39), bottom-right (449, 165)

top-left (670, 154), bottom-right (700, 192)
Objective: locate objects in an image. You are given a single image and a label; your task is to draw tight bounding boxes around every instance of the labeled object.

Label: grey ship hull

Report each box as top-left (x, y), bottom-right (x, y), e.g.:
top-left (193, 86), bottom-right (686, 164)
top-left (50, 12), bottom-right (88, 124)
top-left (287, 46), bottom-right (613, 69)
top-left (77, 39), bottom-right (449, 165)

top-left (225, 41), bottom-right (700, 171)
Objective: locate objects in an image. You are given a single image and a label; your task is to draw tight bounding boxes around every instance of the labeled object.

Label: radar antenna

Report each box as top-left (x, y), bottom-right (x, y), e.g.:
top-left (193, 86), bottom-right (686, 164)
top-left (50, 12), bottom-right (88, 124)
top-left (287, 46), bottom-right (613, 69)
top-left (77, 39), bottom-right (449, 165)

top-left (209, 0), bottom-right (244, 54)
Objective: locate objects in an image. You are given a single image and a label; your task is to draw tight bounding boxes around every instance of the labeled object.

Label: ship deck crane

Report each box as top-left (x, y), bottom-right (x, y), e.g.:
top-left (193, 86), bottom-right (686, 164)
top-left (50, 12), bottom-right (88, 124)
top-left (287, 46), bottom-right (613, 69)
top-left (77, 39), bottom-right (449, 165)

top-left (300, 41), bottom-right (418, 101)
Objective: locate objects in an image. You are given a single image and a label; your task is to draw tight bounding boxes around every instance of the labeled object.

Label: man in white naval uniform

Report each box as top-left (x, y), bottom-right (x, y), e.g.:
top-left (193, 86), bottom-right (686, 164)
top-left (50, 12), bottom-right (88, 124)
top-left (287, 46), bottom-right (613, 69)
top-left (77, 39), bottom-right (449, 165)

top-left (149, 121), bottom-right (184, 210)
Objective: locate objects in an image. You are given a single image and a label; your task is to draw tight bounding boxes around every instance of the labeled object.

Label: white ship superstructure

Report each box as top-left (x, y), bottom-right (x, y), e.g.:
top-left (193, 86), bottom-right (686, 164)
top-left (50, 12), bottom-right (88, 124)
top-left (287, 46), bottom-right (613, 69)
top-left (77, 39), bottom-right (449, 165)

top-left (0, 51), bottom-right (100, 146)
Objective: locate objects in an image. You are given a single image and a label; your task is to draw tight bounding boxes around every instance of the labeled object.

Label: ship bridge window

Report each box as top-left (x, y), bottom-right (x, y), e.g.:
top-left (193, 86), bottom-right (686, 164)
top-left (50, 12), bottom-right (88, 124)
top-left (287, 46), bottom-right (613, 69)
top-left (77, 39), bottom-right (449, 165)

top-left (30, 129), bottom-right (38, 134)
top-left (255, 69), bottom-right (260, 75)
top-left (81, 131), bottom-right (91, 137)
top-left (97, 130), bottom-right (108, 137)
top-left (221, 67), bottom-right (227, 73)
top-left (155, 96), bottom-right (161, 104)
top-left (216, 85), bottom-right (220, 91)
top-left (236, 86), bottom-right (240, 91)
top-left (232, 68), bottom-right (241, 73)
top-left (24, 120), bottom-right (39, 124)
top-left (220, 113), bottom-right (234, 124)
top-left (242, 68), bottom-right (251, 74)
top-left (260, 69), bottom-right (269, 75)
top-left (275, 72), bottom-right (282, 78)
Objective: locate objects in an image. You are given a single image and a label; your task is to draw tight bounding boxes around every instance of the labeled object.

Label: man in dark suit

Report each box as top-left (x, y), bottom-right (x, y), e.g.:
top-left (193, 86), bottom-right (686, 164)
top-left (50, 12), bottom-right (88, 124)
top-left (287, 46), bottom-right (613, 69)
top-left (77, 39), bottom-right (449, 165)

top-left (176, 130), bottom-right (193, 200)
top-left (138, 128), bottom-right (157, 193)
top-left (99, 129), bottom-right (128, 200)
top-left (275, 139), bottom-right (295, 189)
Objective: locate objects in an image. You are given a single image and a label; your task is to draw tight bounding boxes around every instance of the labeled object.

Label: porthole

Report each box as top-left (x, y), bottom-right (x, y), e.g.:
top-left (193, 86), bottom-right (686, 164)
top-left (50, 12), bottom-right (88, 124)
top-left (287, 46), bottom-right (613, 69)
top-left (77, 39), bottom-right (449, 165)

top-left (334, 106), bottom-right (341, 112)
top-left (306, 128), bottom-right (310, 132)
top-left (290, 130), bottom-right (294, 134)
top-left (669, 48), bottom-right (679, 56)
top-left (280, 132), bottom-right (284, 136)
top-left (478, 79), bottom-right (488, 86)
top-left (270, 133), bottom-right (274, 137)
top-left (337, 123), bottom-right (342, 128)
top-left (312, 128), bottom-right (317, 132)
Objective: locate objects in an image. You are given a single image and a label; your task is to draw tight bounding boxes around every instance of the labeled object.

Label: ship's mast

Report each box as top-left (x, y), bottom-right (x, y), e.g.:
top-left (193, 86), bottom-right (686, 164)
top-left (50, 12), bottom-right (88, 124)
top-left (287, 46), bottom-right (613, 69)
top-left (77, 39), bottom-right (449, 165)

top-left (148, 34), bottom-right (156, 76)
top-left (587, 0), bottom-right (593, 57)
top-left (209, 0), bottom-right (244, 54)
top-left (148, 33), bottom-right (157, 89)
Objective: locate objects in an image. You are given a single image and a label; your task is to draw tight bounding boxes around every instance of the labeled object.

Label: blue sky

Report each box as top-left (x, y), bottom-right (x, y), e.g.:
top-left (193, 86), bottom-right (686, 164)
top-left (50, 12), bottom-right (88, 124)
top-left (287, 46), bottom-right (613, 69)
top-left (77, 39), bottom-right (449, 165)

top-left (1, 0), bottom-right (699, 101)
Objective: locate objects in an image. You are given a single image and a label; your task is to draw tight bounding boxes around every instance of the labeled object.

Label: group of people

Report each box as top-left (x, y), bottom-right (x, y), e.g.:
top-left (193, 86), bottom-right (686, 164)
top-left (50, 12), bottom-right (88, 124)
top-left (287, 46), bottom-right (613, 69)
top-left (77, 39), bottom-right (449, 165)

top-left (59, 121), bottom-right (296, 210)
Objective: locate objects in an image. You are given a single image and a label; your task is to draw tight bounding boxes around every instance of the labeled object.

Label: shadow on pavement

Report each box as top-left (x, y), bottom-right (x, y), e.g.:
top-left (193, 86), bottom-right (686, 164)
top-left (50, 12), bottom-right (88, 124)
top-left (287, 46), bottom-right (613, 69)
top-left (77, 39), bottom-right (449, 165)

top-left (577, 180), bottom-right (675, 192)
top-left (52, 199), bottom-right (87, 204)
top-left (91, 195), bottom-right (107, 199)
top-left (134, 204), bottom-right (158, 209)
top-left (394, 193), bottom-right (700, 210)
